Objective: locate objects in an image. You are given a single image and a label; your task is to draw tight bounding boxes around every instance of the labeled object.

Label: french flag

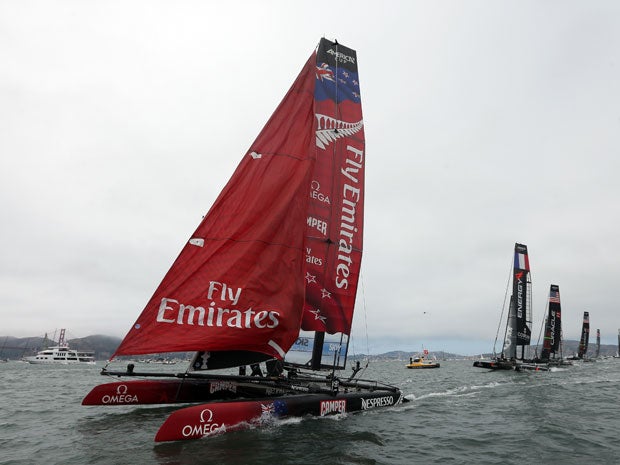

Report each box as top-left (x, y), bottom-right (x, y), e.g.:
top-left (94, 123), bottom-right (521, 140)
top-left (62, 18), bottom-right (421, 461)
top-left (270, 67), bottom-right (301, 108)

top-left (515, 252), bottom-right (530, 271)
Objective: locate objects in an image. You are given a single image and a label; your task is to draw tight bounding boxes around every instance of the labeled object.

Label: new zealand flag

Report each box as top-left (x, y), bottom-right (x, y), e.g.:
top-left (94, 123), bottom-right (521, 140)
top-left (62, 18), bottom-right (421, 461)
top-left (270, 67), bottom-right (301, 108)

top-left (314, 63), bottom-right (361, 104)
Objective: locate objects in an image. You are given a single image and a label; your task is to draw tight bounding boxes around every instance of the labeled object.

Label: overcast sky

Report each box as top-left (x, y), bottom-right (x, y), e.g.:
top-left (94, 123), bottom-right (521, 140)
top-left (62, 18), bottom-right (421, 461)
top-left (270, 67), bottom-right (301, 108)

top-left (2, 1), bottom-right (619, 356)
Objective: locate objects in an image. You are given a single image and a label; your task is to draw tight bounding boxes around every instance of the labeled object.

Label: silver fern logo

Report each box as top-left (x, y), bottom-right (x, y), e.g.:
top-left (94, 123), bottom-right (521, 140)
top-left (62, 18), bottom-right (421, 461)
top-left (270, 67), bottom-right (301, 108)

top-left (315, 114), bottom-right (363, 149)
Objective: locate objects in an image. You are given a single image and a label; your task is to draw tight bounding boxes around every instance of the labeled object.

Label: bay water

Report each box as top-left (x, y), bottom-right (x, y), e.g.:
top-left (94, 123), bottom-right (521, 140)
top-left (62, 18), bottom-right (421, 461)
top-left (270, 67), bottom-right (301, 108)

top-left (1, 358), bottom-right (619, 464)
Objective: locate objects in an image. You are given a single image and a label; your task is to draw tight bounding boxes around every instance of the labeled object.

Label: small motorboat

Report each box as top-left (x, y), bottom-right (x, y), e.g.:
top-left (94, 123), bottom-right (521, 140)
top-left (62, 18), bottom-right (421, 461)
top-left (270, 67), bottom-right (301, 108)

top-left (406, 356), bottom-right (440, 369)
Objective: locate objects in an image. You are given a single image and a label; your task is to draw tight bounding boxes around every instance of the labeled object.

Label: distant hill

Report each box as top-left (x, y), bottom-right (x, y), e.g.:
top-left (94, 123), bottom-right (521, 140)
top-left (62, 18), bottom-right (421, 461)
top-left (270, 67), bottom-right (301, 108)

top-left (69, 335), bottom-right (123, 360)
top-left (358, 350), bottom-right (464, 361)
top-left (1, 335), bottom-right (617, 361)
top-left (560, 339), bottom-right (617, 358)
top-left (352, 340), bottom-right (618, 361)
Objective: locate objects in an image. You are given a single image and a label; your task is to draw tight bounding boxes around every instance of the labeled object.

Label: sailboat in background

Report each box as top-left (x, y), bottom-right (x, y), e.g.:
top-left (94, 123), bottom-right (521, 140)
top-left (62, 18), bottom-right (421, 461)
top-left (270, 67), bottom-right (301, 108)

top-left (614, 329), bottom-right (620, 358)
top-left (474, 243), bottom-right (547, 371)
top-left (568, 311), bottom-right (590, 361)
top-left (534, 285), bottom-right (570, 367)
top-left (594, 329), bottom-right (601, 359)
top-left (82, 38), bottom-right (405, 442)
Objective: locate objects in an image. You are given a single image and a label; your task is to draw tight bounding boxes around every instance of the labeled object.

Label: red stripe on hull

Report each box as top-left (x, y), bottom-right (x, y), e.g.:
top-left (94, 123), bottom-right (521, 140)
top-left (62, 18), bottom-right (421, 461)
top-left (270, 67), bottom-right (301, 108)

top-left (81, 378), bottom-right (286, 406)
top-left (155, 391), bottom-right (403, 442)
top-left (82, 380), bottom-right (198, 405)
top-left (155, 401), bottom-right (264, 442)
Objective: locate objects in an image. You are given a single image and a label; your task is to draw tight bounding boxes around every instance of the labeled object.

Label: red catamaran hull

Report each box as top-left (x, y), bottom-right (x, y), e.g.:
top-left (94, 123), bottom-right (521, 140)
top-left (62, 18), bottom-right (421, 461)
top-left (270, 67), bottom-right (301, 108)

top-left (81, 378), bottom-right (290, 406)
top-left (155, 391), bottom-right (404, 442)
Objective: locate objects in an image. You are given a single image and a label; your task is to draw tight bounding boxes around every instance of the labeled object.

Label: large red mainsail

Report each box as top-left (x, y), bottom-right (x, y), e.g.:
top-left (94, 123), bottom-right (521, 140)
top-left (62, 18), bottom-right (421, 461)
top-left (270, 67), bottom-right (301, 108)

top-left (114, 48), bottom-right (317, 359)
top-left (113, 38), bottom-right (364, 361)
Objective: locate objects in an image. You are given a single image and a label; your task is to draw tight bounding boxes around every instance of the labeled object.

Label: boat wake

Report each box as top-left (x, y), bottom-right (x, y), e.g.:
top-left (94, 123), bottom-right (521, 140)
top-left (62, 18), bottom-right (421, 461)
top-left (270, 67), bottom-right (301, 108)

top-left (403, 380), bottom-right (506, 405)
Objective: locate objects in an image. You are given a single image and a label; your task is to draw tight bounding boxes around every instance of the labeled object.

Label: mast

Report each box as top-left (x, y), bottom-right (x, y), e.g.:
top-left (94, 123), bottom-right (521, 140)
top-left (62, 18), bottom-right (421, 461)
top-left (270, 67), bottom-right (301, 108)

top-left (310, 332), bottom-right (325, 370)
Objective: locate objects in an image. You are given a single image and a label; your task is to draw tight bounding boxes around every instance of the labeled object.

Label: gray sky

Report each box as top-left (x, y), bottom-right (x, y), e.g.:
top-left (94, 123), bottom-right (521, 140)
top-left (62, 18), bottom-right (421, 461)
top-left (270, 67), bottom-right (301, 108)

top-left (2, 1), bottom-right (619, 355)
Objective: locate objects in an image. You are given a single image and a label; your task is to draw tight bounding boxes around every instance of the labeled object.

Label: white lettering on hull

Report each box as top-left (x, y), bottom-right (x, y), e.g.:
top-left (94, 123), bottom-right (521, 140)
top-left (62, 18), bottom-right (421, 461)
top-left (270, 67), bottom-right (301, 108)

top-left (101, 385), bottom-right (139, 404)
top-left (361, 395), bottom-right (395, 410)
top-left (320, 399), bottom-right (347, 416)
top-left (181, 408), bottom-right (225, 438)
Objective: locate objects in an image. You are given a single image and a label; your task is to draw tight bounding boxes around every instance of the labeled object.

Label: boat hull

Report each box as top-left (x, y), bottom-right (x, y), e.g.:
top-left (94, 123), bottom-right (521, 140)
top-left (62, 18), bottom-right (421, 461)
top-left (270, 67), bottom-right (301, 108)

top-left (516, 362), bottom-right (550, 372)
top-left (473, 359), bottom-right (551, 372)
top-left (406, 363), bottom-right (440, 369)
top-left (473, 359), bottom-right (514, 370)
top-left (23, 358), bottom-right (95, 365)
top-left (155, 390), bottom-right (405, 442)
top-left (82, 378), bottom-right (290, 406)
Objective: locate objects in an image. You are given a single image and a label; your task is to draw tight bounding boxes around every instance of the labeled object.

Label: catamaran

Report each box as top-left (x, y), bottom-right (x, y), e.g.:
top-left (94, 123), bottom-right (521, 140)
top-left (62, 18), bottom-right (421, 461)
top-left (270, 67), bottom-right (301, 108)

top-left (82, 38), bottom-right (406, 442)
top-left (473, 243), bottom-right (548, 371)
top-left (533, 285), bottom-right (571, 367)
top-left (568, 311), bottom-right (590, 361)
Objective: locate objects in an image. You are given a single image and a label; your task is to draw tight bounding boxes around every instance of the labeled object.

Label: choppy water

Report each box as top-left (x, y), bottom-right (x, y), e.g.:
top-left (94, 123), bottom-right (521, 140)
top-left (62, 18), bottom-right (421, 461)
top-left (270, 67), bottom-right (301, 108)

top-left (1, 358), bottom-right (619, 464)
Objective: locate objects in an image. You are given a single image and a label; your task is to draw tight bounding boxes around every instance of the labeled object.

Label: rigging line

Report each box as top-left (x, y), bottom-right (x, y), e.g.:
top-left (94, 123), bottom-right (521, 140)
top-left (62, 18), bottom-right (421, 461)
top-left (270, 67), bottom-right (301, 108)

top-left (493, 259), bottom-right (514, 356)
top-left (166, 360), bottom-right (194, 402)
top-left (535, 297), bottom-right (549, 355)
top-left (359, 270), bottom-right (370, 372)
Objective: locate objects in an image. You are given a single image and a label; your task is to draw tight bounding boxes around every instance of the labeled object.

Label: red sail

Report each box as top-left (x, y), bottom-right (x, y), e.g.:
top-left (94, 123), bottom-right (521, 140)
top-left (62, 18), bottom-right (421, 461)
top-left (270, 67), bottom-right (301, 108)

top-left (113, 50), bottom-right (319, 359)
top-left (301, 40), bottom-right (365, 335)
